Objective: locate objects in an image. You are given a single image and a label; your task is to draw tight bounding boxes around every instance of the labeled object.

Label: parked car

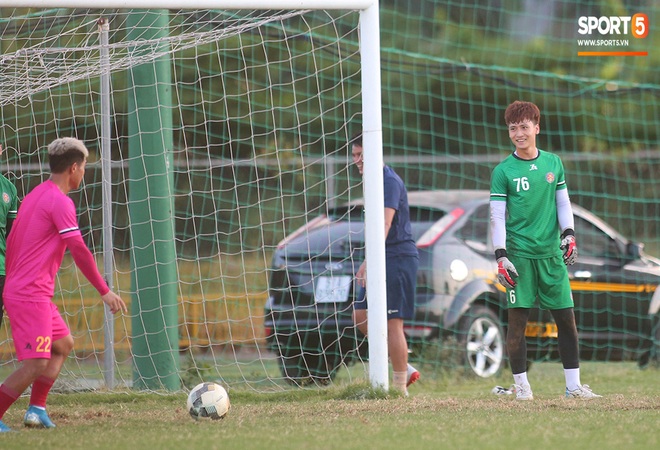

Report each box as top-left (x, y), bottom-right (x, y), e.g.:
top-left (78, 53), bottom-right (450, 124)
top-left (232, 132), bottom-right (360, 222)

top-left (264, 190), bottom-right (660, 384)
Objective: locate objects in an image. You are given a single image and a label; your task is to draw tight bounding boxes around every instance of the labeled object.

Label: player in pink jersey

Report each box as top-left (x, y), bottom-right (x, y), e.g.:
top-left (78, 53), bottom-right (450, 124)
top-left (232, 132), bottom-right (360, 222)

top-left (0, 138), bottom-right (126, 432)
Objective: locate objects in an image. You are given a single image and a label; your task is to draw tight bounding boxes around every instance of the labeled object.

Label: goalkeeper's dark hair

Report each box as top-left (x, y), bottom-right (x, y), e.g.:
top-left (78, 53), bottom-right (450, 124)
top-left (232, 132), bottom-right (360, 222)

top-left (504, 100), bottom-right (540, 126)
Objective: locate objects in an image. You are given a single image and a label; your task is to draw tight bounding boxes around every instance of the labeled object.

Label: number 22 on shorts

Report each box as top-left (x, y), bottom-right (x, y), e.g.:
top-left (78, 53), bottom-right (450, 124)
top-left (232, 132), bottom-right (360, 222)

top-left (36, 336), bottom-right (52, 353)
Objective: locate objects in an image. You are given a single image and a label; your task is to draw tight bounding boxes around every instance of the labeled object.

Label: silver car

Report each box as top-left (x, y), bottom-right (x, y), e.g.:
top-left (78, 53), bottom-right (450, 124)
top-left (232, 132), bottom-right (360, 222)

top-left (264, 190), bottom-right (660, 383)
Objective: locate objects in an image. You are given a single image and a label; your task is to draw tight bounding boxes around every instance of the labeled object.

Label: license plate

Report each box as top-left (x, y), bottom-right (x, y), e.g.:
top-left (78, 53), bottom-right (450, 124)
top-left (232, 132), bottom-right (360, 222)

top-left (315, 276), bottom-right (352, 303)
top-left (525, 321), bottom-right (558, 338)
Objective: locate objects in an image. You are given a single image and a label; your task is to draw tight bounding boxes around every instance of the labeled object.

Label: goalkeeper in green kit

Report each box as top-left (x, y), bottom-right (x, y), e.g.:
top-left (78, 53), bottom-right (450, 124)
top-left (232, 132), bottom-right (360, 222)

top-left (490, 101), bottom-right (601, 400)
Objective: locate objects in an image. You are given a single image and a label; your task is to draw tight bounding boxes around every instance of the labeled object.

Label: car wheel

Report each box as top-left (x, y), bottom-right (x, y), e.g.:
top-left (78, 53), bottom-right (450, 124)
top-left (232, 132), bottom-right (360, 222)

top-left (457, 305), bottom-right (505, 378)
top-left (278, 353), bottom-right (310, 386)
top-left (303, 343), bottom-right (342, 386)
top-left (276, 333), bottom-right (312, 386)
top-left (275, 332), bottom-right (341, 386)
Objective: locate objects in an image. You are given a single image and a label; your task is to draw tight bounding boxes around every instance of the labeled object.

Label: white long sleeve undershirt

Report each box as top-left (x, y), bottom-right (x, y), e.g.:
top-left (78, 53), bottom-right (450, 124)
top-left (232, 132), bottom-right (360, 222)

top-left (490, 200), bottom-right (506, 250)
top-left (556, 188), bottom-right (575, 234)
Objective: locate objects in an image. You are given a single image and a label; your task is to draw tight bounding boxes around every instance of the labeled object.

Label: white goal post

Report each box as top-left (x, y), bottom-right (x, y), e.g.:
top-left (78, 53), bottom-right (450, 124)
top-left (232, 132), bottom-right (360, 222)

top-left (0, 1), bottom-right (389, 391)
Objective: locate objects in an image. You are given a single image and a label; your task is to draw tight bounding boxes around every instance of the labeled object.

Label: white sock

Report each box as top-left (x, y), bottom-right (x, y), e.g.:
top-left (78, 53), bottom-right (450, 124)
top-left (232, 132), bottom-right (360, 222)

top-left (513, 372), bottom-right (529, 387)
top-left (393, 371), bottom-right (408, 395)
top-left (564, 368), bottom-right (581, 391)
top-left (407, 363), bottom-right (417, 374)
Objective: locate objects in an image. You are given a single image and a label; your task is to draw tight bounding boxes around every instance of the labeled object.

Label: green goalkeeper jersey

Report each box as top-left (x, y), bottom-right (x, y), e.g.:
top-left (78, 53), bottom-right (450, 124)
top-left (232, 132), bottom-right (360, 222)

top-left (0, 174), bottom-right (18, 276)
top-left (490, 149), bottom-right (566, 258)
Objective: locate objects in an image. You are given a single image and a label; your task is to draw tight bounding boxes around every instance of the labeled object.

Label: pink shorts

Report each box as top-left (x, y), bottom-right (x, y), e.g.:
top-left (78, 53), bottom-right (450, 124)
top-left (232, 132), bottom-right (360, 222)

top-left (3, 299), bottom-right (70, 361)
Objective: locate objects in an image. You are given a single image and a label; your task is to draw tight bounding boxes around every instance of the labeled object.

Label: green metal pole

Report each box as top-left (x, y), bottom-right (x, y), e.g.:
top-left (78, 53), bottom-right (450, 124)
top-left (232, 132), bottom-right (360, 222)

top-left (127, 10), bottom-right (179, 391)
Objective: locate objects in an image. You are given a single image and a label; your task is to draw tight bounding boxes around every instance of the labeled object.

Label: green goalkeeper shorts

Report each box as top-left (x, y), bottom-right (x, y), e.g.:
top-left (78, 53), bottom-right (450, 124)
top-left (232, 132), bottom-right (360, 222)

top-left (505, 254), bottom-right (573, 310)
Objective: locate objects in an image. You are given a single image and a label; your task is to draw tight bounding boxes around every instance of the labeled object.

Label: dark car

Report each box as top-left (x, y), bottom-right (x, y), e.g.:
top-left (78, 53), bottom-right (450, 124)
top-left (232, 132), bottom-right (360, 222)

top-left (264, 190), bottom-right (660, 384)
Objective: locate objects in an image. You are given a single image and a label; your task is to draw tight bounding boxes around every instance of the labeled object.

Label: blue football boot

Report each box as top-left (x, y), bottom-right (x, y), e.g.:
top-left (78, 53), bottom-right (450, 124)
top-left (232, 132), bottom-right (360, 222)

top-left (24, 405), bottom-right (56, 428)
top-left (0, 419), bottom-right (11, 432)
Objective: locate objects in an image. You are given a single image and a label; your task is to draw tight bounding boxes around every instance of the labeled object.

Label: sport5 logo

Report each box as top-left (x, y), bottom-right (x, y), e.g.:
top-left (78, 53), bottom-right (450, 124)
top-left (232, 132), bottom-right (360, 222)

top-left (578, 13), bottom-right (648, 39)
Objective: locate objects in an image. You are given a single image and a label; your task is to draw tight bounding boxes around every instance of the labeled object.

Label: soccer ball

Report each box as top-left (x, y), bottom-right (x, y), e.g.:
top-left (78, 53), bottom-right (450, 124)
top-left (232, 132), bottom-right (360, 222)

top-left (187, 382), bottom-right (230, 420)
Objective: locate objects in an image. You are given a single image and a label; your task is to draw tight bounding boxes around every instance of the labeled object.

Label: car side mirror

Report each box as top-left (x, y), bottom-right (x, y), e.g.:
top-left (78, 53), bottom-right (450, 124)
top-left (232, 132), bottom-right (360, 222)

top-left (626, 242), bottom-right (644, 259)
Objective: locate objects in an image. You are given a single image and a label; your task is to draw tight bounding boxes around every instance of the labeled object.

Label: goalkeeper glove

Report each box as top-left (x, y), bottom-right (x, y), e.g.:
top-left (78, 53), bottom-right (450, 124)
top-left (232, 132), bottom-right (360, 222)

top-left (560, 229), bottom-right (578, 265)
top-left (495, 249), bottom-right (518, 289)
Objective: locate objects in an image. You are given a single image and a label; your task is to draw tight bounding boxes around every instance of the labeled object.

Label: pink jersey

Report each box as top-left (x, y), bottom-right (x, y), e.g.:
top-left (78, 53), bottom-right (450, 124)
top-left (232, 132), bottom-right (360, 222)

top-left (4, 180), bottom-right (83, 302)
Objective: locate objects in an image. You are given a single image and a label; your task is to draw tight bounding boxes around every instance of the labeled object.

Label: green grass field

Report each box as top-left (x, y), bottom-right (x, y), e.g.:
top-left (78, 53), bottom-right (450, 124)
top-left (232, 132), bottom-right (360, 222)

top-left (0, 361), bottom-right (658, 449)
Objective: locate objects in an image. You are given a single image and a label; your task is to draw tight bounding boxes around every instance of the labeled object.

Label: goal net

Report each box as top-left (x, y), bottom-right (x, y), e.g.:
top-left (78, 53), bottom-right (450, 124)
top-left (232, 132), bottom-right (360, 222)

top-left (0, 5), bottom-right (379, 392)
top-left (1, 2), bottom-right (658, 394)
